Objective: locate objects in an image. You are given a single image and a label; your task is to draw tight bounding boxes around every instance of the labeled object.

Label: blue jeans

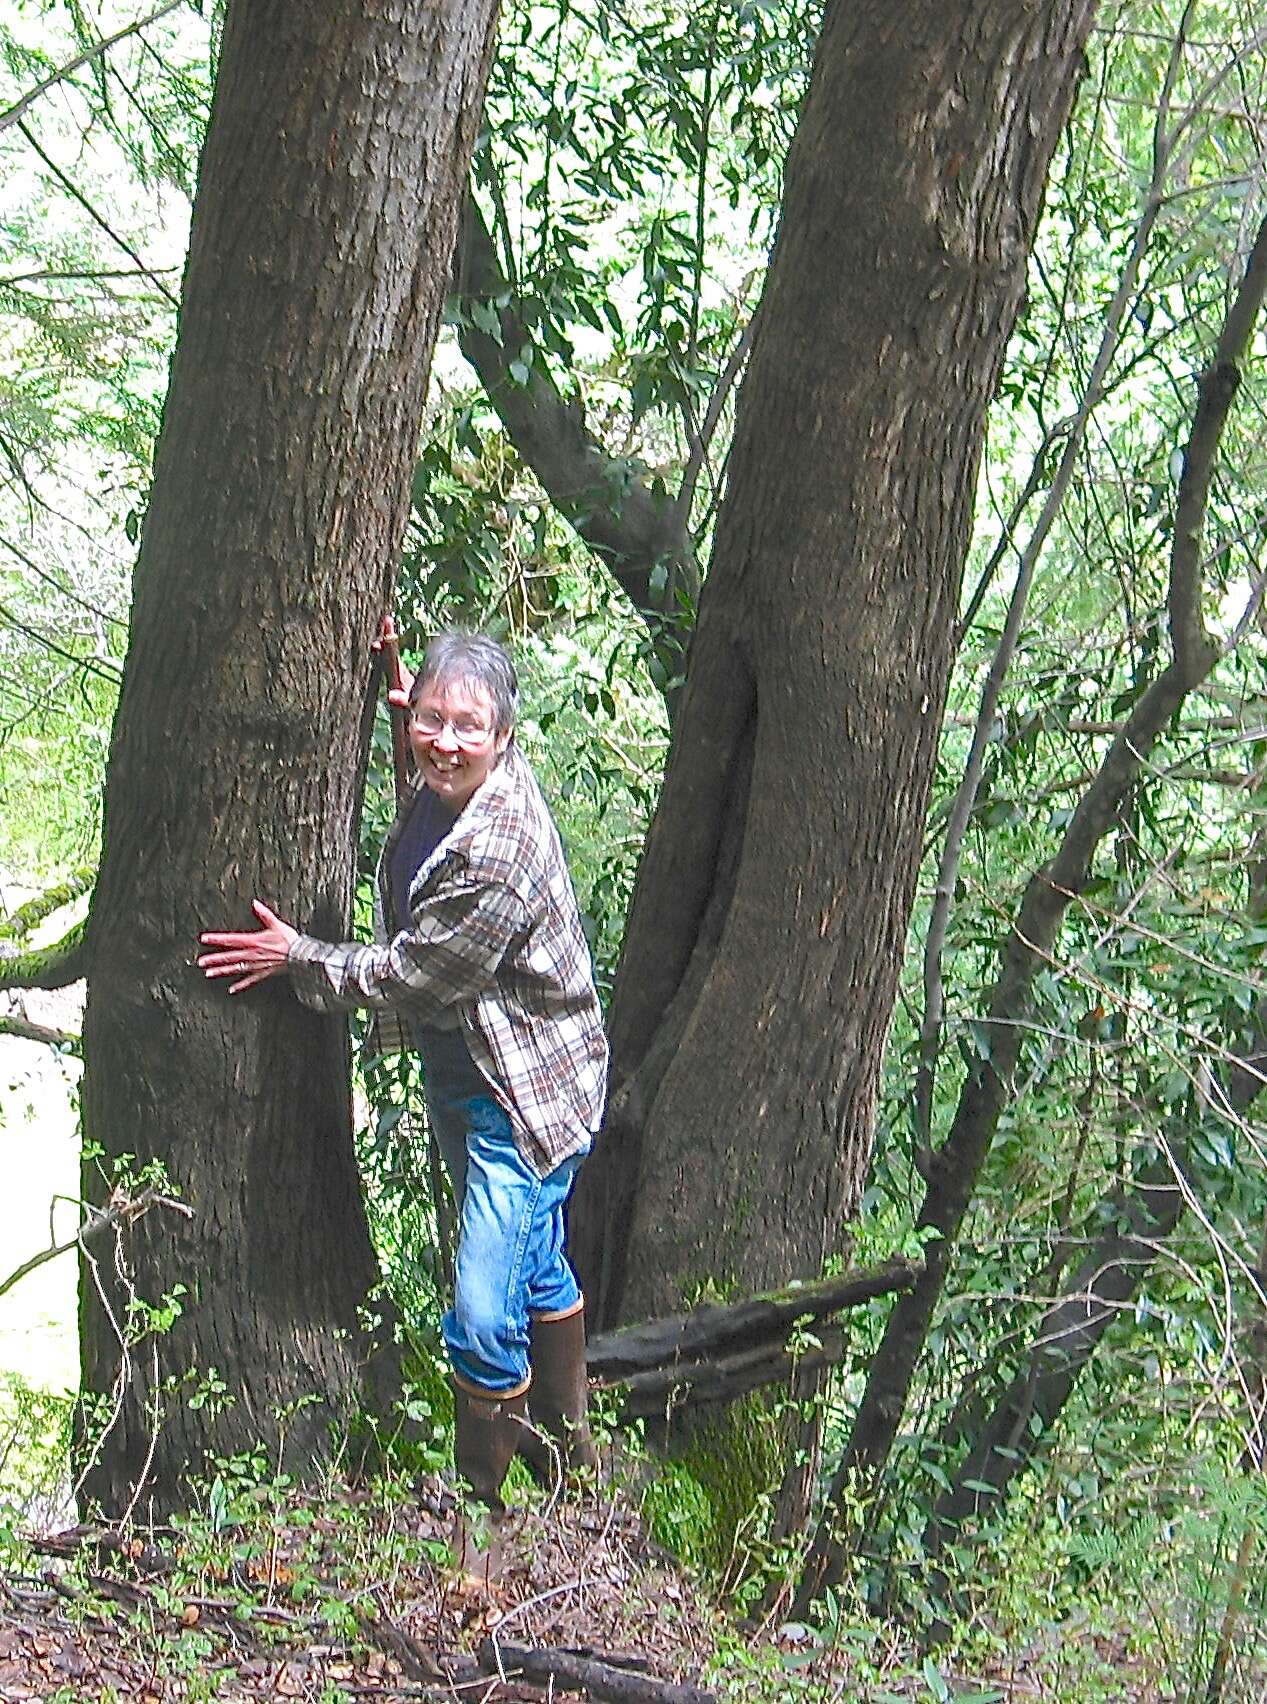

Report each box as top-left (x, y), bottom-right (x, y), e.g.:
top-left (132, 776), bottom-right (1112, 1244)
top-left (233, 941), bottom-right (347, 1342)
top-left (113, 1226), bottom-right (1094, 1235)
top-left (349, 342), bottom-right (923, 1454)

top-left (435, 1093), bottom-right (586, 1396)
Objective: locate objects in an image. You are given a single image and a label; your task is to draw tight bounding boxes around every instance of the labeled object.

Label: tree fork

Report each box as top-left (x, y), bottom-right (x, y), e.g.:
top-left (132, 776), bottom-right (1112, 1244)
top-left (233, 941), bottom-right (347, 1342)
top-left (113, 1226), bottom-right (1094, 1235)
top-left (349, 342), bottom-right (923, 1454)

top-left (453, 194), bottom-right (696, 662)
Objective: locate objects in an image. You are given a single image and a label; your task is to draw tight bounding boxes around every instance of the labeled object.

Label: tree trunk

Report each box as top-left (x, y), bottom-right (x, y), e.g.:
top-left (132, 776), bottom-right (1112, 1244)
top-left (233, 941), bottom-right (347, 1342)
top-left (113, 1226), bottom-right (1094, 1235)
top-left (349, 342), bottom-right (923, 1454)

top-left (78, 0), bottom-right (500, 1514)
top-left (571, 0), bottom-right (1099, 1330)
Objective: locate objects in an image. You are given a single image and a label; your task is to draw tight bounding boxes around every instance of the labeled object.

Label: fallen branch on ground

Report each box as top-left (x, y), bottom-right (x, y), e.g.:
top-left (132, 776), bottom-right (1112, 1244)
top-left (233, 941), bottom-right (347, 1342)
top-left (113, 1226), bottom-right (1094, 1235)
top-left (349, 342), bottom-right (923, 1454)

top-left (29, 1525), bottom-right (177, 1577)
top-left (479, 1639), bottom-right (716, 1704)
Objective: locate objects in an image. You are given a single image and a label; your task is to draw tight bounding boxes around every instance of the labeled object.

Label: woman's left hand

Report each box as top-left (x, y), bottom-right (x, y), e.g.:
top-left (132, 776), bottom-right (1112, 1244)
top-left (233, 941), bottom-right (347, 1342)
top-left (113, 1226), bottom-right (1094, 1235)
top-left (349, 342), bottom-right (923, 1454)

top-left (198, 899), bottom-right (299, 994)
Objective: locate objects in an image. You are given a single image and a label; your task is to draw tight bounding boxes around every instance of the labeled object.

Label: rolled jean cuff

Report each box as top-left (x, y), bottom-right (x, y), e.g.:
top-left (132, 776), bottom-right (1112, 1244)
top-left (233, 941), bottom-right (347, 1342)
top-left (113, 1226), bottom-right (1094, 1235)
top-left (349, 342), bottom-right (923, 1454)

top-left (451, 1367), bottom-right (532, 1402)
top-left (530, 1293), bottom-right (585, 1324)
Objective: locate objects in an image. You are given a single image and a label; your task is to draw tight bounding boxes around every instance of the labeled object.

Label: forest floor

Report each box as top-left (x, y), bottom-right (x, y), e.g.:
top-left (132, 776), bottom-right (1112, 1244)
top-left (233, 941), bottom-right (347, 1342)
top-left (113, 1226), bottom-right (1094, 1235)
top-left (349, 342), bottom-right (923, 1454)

top-left (0, 1466), bottom-right (1182, 1704)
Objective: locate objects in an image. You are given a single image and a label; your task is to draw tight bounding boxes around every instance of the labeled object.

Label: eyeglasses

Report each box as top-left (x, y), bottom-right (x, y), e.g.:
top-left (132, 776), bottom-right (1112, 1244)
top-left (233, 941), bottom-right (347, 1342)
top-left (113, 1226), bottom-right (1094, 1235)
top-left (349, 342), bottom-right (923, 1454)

top-left (409, 708), bottom-right (494, 747)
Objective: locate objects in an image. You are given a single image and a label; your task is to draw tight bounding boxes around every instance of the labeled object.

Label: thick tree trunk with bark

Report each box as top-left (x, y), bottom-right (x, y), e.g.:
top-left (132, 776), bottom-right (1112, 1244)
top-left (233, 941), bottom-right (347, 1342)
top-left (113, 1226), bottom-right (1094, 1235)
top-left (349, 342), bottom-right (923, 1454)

top-left (78, 0), bottom-right (499, 1514)
top-left (571, 0), bottom-right (1098, 1330)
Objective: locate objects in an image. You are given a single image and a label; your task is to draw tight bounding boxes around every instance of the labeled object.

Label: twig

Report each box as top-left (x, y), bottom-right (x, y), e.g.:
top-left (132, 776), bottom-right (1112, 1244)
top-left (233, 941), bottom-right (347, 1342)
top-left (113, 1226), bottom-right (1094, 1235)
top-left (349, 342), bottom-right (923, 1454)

top-left (0, 594), bottom-right (122, 683)
top-left (15, 121), bottom-right (179, 307)
top-left (0, 1189), bottom-right (190, 1304)
top-left (0, 0), bottom-right (185, 136)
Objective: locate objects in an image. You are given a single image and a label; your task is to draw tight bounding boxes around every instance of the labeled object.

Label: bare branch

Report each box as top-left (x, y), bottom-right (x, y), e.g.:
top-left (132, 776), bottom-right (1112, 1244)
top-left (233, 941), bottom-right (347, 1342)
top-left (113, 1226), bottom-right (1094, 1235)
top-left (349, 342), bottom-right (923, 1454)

top-left (915, 12), bottom-right (1205, 1154)
top-left (0, 1012), bottom-right (78, 1049)
top-left (0, 595), bottom-right (123, 682)
top-left (479, 1639), bottom-right (716, 1704)
top-left (0, 266), bottom-right (178, 289)
top-left (15, 121), bottom-right (180, 308)
top-left (0, 0), bottom-right (185, 136)
top-left (585, 1258), bottom-right (923, 1382)
top-left (674, 310), bottom-right (758, 531)
top-left (0, 1188), bottom-right (191, 1305)
top-left (0, 532), bottom-right (127, 630)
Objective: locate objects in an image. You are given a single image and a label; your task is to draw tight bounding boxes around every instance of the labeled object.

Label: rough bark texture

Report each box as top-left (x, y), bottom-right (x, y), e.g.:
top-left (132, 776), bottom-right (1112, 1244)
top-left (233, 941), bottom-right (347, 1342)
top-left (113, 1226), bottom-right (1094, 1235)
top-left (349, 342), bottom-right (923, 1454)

top-left (78, 0), bottom-right (500, 1514)
top-left (571, 0), bottom-right (1099, 1330)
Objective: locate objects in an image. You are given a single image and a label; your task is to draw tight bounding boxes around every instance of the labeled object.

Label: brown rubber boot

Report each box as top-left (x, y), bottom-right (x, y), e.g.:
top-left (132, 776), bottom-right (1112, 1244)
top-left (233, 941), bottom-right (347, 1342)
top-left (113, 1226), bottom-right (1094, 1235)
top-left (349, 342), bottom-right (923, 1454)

top-left (520, 1299), bottom-right (600, 1486)
top-left (449, 1379), bottom-right (528, 1585)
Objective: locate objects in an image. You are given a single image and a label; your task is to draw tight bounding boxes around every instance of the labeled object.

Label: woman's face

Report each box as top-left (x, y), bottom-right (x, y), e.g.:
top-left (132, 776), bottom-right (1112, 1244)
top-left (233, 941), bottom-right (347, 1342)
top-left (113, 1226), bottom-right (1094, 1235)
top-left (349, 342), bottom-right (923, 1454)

top-left (408, 675), bottom-right (510, 812)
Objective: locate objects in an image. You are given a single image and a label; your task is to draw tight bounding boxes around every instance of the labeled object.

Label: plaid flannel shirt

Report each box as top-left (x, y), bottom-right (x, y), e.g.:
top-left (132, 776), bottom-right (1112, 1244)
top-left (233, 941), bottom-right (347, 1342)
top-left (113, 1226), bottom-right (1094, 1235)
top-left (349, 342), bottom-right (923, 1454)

top-left (287, 745), bottom-right (608, 1176)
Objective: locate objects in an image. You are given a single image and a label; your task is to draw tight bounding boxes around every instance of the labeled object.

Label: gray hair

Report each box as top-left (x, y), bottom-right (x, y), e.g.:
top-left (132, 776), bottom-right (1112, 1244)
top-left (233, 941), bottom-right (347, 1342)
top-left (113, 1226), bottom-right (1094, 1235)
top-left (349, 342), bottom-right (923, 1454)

top-left (411, 630), bottom-right (519, 734)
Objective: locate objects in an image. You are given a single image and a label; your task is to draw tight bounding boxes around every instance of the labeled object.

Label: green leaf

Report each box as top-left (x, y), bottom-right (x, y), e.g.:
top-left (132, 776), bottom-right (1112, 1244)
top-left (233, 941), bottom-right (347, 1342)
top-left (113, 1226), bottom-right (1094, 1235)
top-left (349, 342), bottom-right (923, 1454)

top-left (470, 299), bottom-right (503, 344)
top-left (922, 1657), bottom-right (951, 1702)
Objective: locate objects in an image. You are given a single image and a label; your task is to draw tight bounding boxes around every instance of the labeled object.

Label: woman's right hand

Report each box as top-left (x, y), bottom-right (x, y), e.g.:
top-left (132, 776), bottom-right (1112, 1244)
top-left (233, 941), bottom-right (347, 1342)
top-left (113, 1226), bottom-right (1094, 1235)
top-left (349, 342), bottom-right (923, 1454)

top-left (372, 615), bottom-right (414, 707)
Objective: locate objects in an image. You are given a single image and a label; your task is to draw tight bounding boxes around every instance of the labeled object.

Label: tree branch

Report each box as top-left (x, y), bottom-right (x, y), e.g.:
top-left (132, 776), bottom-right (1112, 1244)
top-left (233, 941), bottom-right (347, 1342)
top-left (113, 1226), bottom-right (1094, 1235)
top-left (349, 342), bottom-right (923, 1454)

top-left (0, 920), bottom-right (90, 990)
top-left (586, 1258), bottom-right (923, 1382)
top-left (15, 120), bottom-right (180, 308)
top-left (0, 595), bottom-right (123, 683)
top-left (453, 195), bottom-right (694, 631)
top-left (923, 1156), bottom-right (1185, 1565)
top-left (0, 0), bottom-right (185, 137)
top-left (915, 12), bottom-right (1197, 1156)
top-left (673, 309), bottom-right (757, 531)
top-left (797, 210), bottom-right (1267, 1613)
top-left (0, 866), bottom-right (94, 943)
top-left (0, 1013), bottom-right (78, 1049)
top-left (479, 1640), bottom-right (715, 1704)
top-left (0, 1188), bottom-right (191, 1304)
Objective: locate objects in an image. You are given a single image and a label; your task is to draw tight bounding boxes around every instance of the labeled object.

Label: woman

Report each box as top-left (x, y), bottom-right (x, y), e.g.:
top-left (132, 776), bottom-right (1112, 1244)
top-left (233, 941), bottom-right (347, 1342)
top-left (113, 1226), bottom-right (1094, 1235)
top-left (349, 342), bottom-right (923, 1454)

top-left (199, 631), bottom-right (607, 1569)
